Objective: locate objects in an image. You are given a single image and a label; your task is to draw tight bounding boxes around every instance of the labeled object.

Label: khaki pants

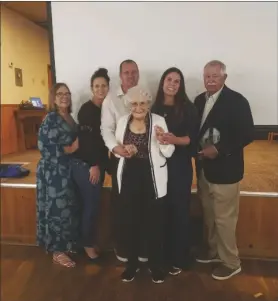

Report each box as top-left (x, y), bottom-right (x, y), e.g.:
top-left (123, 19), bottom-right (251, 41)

top-left (197, 170), bottom-right (241, 269)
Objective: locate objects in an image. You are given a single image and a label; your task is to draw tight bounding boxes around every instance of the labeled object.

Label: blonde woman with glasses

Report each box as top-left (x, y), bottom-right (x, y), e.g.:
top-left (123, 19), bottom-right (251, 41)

top-left (36, 83), bottom-right (79, 268)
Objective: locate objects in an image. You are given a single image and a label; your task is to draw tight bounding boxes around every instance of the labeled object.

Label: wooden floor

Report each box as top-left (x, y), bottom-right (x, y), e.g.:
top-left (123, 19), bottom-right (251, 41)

top-left (1, 140), bottom-right (278, 193)
top-left (1, 142), bottom-right (278, 300)
top-left (1, 245), bottom-right (278, 301)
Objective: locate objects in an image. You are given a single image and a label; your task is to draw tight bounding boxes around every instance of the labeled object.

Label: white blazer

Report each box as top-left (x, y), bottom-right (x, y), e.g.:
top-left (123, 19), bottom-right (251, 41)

top-left (115, 113), bottom-right (175, 199)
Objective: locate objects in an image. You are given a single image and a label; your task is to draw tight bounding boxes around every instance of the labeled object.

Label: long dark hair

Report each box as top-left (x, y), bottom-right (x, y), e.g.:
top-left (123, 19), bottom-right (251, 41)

top-left (152, 67), bottom-right (191, 122)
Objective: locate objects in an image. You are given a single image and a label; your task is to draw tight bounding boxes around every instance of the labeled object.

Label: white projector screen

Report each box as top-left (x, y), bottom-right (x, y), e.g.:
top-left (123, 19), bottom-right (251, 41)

top-left (51, 2), bottom-right (278, 125)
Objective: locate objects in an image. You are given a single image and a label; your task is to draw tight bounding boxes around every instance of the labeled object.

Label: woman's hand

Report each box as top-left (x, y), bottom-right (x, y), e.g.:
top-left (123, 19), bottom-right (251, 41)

top-left (163, 134), bottom-right (191, 146)
top-left (71, 138), bottom-right (79, 152)
top-left (124, 144), bottom-right (138, 157)
top-left (162, 133), bottom-right (179, 145)
top-left (64, 138), bottom-right (79, 153)
top-left (154, 125), bottom-right (165, 144)
top-left (89, 165), bottom-right (100, 184)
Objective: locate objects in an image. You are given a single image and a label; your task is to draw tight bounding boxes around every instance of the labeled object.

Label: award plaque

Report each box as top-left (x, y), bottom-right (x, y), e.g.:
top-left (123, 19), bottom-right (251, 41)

top-left (200, 127), bottom-right (221, 149)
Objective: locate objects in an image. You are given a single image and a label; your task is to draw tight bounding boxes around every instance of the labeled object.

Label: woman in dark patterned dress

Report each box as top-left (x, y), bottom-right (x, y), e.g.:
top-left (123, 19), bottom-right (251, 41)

top-left (36, 83), bottom-right (79, 268)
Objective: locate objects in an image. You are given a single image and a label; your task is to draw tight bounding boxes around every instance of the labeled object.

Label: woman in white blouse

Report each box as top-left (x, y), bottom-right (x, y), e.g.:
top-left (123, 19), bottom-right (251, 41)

top-left (114, 85), bottom-right (174, 284)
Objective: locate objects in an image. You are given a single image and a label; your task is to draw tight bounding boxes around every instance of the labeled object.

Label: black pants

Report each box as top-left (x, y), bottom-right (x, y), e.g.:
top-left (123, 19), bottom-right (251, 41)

top-left (72, 159), bottom-right (104, 248)
top-left (164, 155), bottom-right (193, 268)
top-left (117, 157), bottom-right (164, 269)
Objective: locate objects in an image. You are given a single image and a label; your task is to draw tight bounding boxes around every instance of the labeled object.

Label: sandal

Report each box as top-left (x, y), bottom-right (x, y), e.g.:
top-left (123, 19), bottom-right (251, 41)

top-left (53, 252), bottom-right (76, 268)
top-left (84, 247), bottom-right (99, 260)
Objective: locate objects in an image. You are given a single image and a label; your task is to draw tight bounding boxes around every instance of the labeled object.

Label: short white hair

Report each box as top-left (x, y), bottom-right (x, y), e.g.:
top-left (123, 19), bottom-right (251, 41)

top-left (204, 60), bottom-right (227, 75)
top-left (124, 85), bottom-right (152, 105)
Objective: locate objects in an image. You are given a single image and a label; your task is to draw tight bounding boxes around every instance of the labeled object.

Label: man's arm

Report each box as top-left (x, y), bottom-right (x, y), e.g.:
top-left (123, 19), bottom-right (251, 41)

top-left (100, 96), bottom-right (130, 158)
top-left (215, 96), bottom-right (254, 156)
top-left (100, 95), bottom-right (118, 152)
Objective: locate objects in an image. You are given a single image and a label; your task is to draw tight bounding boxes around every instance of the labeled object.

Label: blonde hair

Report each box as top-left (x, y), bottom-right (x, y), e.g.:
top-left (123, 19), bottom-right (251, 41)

top-left (124, 85), bottom-right (152, 106)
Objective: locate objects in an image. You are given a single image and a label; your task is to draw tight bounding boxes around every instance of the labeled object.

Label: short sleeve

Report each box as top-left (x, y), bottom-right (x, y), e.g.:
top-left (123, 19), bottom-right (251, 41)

top-left (38, 112), bottom-right (75, 158)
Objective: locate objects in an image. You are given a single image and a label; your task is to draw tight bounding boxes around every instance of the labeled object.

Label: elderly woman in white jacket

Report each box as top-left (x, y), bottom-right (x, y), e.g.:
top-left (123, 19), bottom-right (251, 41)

top-left (114, 85), bottom-right (175, 284)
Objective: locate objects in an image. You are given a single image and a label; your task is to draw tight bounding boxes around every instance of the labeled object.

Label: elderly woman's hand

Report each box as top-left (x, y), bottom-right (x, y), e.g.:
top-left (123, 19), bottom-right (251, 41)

top-left (124, 144), bottom-right (138, 157)
top-left (113, 145), bottom-right (130, 157)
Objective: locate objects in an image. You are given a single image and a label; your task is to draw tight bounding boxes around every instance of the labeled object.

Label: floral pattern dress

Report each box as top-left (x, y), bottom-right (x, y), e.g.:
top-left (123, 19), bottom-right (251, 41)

top-left (36, 111), bottom-right (79, 253)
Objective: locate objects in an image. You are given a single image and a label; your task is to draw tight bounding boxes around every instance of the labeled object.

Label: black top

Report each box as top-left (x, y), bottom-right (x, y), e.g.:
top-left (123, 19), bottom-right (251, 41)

top-left (123, 118), bottom-right (150, 159)
top-left (74, 100), bottom-right (109, 168)
top-left (194, 85), bottom-right (254, 184)
top-left (152, 101), bottom-right (200, 159)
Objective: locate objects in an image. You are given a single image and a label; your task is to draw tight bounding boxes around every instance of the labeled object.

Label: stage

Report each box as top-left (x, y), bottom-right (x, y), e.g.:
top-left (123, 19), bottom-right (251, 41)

top-left (1, 141), bottom-right (278, 258)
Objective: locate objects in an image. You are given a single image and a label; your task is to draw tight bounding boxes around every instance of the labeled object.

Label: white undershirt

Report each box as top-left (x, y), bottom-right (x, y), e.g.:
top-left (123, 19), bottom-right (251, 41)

top-left (200, 86), bottom-right (224, 129)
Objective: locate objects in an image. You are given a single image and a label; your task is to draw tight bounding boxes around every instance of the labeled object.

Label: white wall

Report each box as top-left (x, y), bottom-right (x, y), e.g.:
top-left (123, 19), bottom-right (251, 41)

top-left (51, 2), bottom-right (278, 125)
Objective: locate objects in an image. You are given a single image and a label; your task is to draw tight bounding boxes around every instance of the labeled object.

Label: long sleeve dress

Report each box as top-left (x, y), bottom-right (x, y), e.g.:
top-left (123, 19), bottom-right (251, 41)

top-left (36, 111), bottom-right (79, 253)
top-left (152, 101), bottom-right (200, 269)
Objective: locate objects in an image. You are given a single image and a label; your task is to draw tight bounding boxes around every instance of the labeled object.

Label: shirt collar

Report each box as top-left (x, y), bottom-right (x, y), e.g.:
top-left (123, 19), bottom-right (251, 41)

top-left (117, 86), bottom-right (125, 97)
top-left (206, 85), bottom-right (224, 103)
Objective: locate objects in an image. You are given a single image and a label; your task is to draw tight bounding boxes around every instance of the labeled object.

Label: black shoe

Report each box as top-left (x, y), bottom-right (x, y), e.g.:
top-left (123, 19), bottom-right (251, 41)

top-left (168, 266), bottom-right (182, 276)
top-left (150, 268), bottom-right (165, 284)
top-left (121, 266), bottom-right (139, 282)
top-left (212, 264), bottom-right (242, 280)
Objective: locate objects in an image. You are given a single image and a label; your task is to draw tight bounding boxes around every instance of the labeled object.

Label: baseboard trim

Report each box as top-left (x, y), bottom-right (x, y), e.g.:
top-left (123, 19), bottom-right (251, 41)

top-left (254, 125), bottom-right (278, 140)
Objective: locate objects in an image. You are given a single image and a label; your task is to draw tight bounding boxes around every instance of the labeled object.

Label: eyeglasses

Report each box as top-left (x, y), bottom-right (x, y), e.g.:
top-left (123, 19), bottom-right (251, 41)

top-left (56, 92), bottom-right (71, 97)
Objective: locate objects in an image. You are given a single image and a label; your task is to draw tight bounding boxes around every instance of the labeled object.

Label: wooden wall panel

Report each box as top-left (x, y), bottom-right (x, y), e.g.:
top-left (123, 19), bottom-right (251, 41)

top-left (1, 105), bottom-right (46, 155)
top-left (1, 104), bottom-right (19, 156)
top-left (1, 186), bottom-right (277, 259)
top-left (237, 196), bottom-right (278, 258)
top-left (0, 188), bottom-right (37, 245)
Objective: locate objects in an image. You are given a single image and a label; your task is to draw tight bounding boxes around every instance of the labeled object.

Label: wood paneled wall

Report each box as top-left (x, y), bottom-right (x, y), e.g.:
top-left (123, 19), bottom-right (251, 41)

top-left (1, 187), bottom-right (278, 259)
top-left (0, 188), bottom-right (37, 245)
top-left (1, 104), bottom-right (19, 156)
top-left (236, 196), bottom-right (278, 258)
top-left (1, 104), bottom-right (46, 155)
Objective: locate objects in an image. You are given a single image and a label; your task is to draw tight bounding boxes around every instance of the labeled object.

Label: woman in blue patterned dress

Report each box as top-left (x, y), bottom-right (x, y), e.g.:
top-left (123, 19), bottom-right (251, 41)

top-left (36, 83), bottom-right (79, 268)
